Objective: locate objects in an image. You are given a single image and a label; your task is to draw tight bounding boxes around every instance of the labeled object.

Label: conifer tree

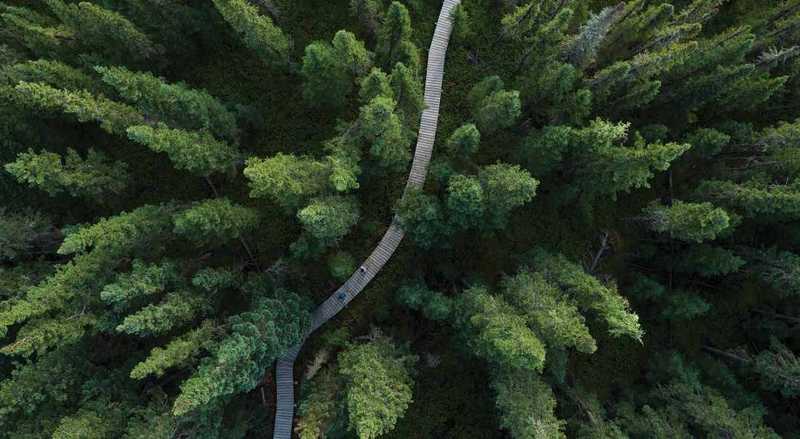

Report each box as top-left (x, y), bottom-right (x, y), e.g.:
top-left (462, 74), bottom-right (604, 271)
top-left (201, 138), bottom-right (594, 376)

top-left (338, 335), bottom-right (417, 439)
top-left (446, 124), bottom-right (481, 159)
top-left (356, 96), bottom-right (412, 171)
top-left (4, 59), bottom-right (98, 92)
top-left (297, 195), bottom-right (360, 248)
top-left (5, 148), bottom-right (129, 201)
top-left (173, 285), bottom-right (310, 416)
top-left (468, 76), bottom-right (522, 134)
top-left (96, 66), bottom-right (238, 141)
top-left (350, 0), bottom-right (383, 35)
top-left (44, 0), bottom-right (160, 64)
top-left (0, 209), bottom-right (55, 262)
top-left (642, 200), bottom-right (731, 242)
top-left (302, 31), bottom-right (372, 108)
top-left (173, 198), bottom-right (259, 246)
top-left (244, 153), bottom-right (330, 210)
top-left (212, 0), bottom-right (291, 66)
top-left (126, 124), bottom-right (239, 176)
top-left (14, 81), bottom-right (144, 135)
top-left (376, 2), bottom-right (419, 71)
top-left (492, 367), bottom-right (566, 439)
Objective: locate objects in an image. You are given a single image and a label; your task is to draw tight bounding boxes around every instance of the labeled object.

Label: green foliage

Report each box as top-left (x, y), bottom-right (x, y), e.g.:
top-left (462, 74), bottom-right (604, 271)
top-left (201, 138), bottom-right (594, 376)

top-left (5, 148), bottom-right (129, 200)
top-left (211, 0), bottom-right (291, 66)
top-left (661, 291), bottom-right (711, 320)
top-left (531, 249), bottom-right (643, 341)
top-left (127, 124), bottom-right (238, 176)
top-left (696, 179), bottom-right (800, 221)
top-left (396, 282), bottom-right (453, 321)
top-left (173, 198), bottom-right (259, 246)
top-left (115, 290), bottom-right (205, 337)
top-left (376, 2), bottom-right (418, 71)
top-left (338, 336), bottom-right (417, 439)
top-left (130, 321), bottom-right (217, 380)
top-left (389, 62), bottom-right (423, 128)
top-left (501, 270), bottom-right (597, 354)
top-left (457, 285), bottom-right (547, 372)
top-left (521, 120), bottom-right (690, 201)
top-left (96, 66), bottom-right (238, 141)
top-left (302, 31), bottom-right (372, 108)
top-left (468, 76), bottom-right (521, 134)
top-left (296, 368), bottom-right (341, 439)
top-left (446, 174), bottom-right (485, 229)
top-left (0, 209), bottom-right (53, 262)
top-left (297, 195), bottom-right (360, 247)
top-left (45, 0), bottom-right (159, 64)
top-left (446, 123), bottom-right (481, 158)
top-left (244, 153), bottom-right (330, 210)
top-left (754, 337), bottom-right (800, 398)
top-left (173, 287), bottom-right (310, 415)
top-left (356, 96), bottom-right (412, 171)
top-left (492, 367), bottom-right (566, 439)
top-left (751, 249), bottom-right (800, 297)
top-left (642, 200), bottom-right (731, 242)
top-left (3, 59), bottom-right (96, 92)
top-left (14, 81), bottom-right (144, 135)
top-left (675, 245), bottom-right (745, 277)
top-left (479, 163), bottom-right (539, 229)
top-left (328, 251), bottom-right (356, 282)
top-left (686, 128), bottom-right (731, 158)
top-left (395, 189), bottom-right (447, 249)
top-left (350, 0), bottom-right (383, 35)
top-left (359, 68), bottom-right (393, 103)
top-left (100, 259), bottom-right (181, 309)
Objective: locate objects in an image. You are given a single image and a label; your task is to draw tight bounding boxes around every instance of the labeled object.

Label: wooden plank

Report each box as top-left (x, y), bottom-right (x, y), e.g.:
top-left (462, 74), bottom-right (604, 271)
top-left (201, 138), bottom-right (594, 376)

top-left (272, 1), bottom-right (461, 437)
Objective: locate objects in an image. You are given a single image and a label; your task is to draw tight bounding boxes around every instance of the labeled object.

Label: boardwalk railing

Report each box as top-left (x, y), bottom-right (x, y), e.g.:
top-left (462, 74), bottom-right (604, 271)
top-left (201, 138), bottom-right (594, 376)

top-left (272, 1), bottom-right (461, 437)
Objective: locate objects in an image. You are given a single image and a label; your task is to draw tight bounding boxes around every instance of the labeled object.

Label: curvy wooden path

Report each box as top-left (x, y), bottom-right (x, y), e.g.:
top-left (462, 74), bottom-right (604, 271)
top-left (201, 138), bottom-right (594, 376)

top-left (272, 1), bottom-right (461, 437)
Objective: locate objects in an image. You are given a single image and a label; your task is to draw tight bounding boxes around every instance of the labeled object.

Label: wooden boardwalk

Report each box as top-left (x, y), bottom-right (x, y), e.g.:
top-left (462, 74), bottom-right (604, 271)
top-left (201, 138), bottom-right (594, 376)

top-left (272, 1), bottom-right (461, 437)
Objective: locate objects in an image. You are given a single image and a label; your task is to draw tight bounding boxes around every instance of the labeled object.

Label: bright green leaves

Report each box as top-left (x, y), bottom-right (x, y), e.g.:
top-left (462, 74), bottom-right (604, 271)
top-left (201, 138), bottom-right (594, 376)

top-left (696, 179), bottom-right (800, 221)
top-left (14, 81), bottom-right (144, 135)
top-left (211, 0), bottom-right (291, 66)
top-left (44, 0), bottom-right (159, 64)
top-left (492, 367), bottom-right (566, 439)
top-left (479, 163), bottom-right (540, 229)
top-left (96, 66), bottom-right (238, 141)
top-left (5, 148), bottom-right (129, 201)
top-left (4, 59), bottom-right (97, 92)
top-left (394, 189), bottom-right (446, 249)
top-left (531, 249), bottom-right (643, 341)
top-left (642, 200), bottom-right (731, 242)
top-left (446, 174), bottom-right (485, 229)
top-left (338, 336), bottom-right (417, 439)
top-left (468, 76), bottom-right (521, 135)
top-left (446, 123), bottom-right (481, 158)
top-left (297, 196), bottom-right (360, 248)
top-left (173, 198), bottom-right (259, 246)
top-left (521, 119), bottom-right (689, 201)
top-left (116, 291), bottom-right (205, 337)
top-left (58, 204), bottom-right (174, 257)
top-left (127, 124), bottom-right (239, 176)
top-left (459, 286), bottom-right (547, 372)
top-left (502, 271), bottom-right (597, 355)
top-left (356, 95), bottom-right (413, 172)
top-left (173, 287), bottom-right (311, 416)
top-left (376, 2), bottom-right (419, 71)
top-left (301, 30), bottom-right (373, 108)
top-left (100, 260), bottom-right (181, 309)
top-left (244, 152), bottom-right (330, 210)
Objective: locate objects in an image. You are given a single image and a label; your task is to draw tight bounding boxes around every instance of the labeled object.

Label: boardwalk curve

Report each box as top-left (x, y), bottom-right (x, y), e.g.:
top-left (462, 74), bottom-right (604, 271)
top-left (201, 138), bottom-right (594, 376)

top-left (273, 1), bottom-right (461, 436)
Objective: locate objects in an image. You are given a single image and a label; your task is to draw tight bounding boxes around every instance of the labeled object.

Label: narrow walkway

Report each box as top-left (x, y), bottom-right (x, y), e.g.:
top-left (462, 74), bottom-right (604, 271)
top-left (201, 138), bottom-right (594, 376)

top-left (272, 1), bottom-right (461, 437)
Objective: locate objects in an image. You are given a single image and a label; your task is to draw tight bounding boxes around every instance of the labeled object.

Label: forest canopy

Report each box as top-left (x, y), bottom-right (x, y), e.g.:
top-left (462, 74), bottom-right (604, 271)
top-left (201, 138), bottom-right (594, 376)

top-left (1, 0), bottom-right (800, 438)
